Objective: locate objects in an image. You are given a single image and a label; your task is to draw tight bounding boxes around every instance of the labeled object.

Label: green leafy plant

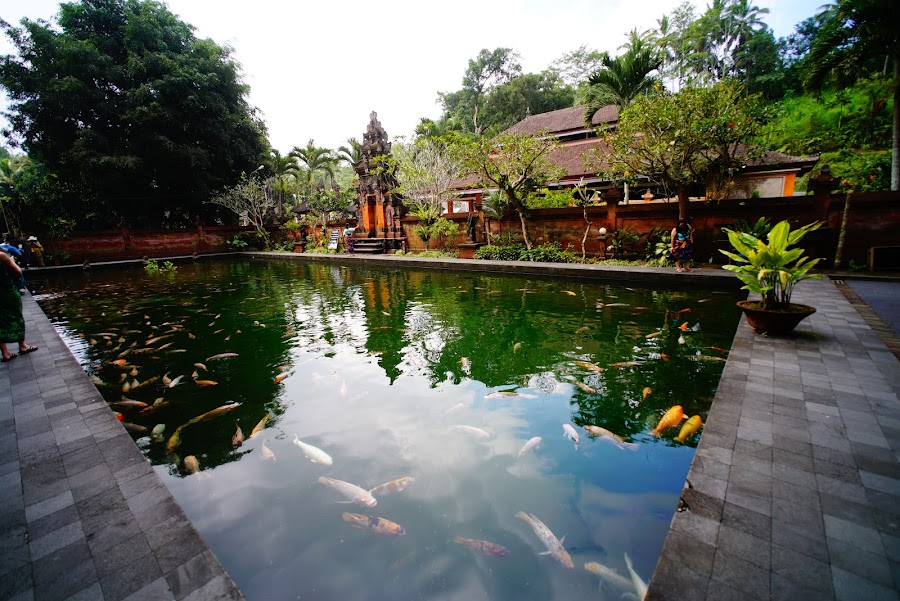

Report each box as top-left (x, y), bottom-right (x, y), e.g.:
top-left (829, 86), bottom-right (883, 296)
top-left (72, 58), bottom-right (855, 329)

top-left (414, 249), bottom-right (459, 258)
top-left (474, 242), bottom-right (575, 263)
top-left (720, 220), bottom-right (823, 310)
top-left (848, 259), bottom-right (866, 272)
top-left (730, 217), bottom-right (773, 239)
top-left (144, 260), bottom-right (177, 275)
top-left (227, 235), bottom-right (249, 250)
top-left (647, 229), bottom-right (673, 267)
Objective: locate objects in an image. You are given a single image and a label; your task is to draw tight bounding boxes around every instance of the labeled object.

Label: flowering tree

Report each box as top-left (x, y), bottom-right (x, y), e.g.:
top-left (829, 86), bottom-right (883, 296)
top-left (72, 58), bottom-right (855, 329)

top-left (207, 173), bottom-right (276, 245)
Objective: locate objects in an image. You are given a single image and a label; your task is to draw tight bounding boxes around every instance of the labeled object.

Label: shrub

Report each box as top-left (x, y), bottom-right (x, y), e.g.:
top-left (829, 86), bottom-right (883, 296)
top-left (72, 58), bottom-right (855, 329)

top-left (475, 242), bottom-right (575, 263)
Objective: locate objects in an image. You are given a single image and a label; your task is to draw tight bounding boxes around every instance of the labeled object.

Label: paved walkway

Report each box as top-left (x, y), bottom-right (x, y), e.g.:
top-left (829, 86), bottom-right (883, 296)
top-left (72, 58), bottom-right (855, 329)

top-left (0, 293), bottom-right (244, 601)
top-left (648, 278), bottom-right (900, 601)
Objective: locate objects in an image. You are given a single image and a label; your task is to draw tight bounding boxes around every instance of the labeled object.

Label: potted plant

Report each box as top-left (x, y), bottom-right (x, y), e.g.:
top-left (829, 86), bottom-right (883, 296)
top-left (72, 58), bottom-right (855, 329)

top-left (720, 220), bottom-right (822, 334)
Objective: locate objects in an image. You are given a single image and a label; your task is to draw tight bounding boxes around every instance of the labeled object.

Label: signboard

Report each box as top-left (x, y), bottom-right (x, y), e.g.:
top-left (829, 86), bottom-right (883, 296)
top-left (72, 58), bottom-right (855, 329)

top-left (327, 229), bottom-right (340, 250)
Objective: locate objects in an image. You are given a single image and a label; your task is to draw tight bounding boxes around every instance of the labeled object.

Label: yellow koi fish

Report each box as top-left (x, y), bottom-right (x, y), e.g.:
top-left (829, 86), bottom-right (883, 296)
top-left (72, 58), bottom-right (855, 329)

top-left (675, 415), bottom-right (704, 443)
top-left (249, 414), bottom-right (270, 439)
top-left (574, 361), bottom-right (604, 372)
top-left (651, 405), bottom-right (687, 436)
top-left (260, 439), bottom-right (276, 461)
top-left (642, 387), bottom-right (652, 400)
top-left (572, 381), bottom-right (596, 394)
top-left (184, 455), bottom-right (200, 474)
top-left (645, 331), bottom-right (662, 339)
top-left (342, 513), bottom-right (405, 536)
top-left (453, 537), bottom-right (511, 557)
top-left (369, 477), bottom-right (415, 497)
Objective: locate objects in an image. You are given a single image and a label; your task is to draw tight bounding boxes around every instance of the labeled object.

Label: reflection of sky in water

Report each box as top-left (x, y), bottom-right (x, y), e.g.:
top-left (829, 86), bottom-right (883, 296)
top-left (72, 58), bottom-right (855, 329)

top-left (31, 260), bottom-right (741, 601)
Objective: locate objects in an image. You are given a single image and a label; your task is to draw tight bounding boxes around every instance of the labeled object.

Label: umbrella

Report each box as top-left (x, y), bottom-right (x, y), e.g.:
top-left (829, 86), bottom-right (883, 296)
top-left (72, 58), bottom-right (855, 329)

top-left (0, 243), bottom-right (22, 256)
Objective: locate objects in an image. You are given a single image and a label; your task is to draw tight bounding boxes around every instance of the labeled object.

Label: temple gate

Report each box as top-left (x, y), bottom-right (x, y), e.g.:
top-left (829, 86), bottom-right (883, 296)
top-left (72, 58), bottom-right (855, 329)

top-left (351, 112), bottom-right (404, 252)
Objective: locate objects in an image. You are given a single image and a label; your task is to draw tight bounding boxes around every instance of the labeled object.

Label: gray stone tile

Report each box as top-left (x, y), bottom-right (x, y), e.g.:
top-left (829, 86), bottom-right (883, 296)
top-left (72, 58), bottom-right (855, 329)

top-left (772, 518), bottom-right (829, 563)
top-left (121, 577), bottom-right (174, 601)
top-left (831, 566), bottom-right (899, 601)
top-left (717, 525), bottom-right (770, 570)
top-left (722, 502), bottom-right (771, 540)
top-left (179, 574), bottom-right (243, 601)
top-left (164, 550), bottom-right (225, 600)
top-left (0, 564), bottom-right (32, 600)
top-left (771, 572), bottom-right (834, 601)
top-left (99, 554), bottom-right (164, 601)
top-left (672, 509), bottom-right (720, 548)
top-left (62, 583), bottom-right (104, 601)
top-left (85, 511), bottom-right (142, 555)
top-left (824, 515), bottom-right (886, 555)
top-left (24, 490), bottom-right (74, 523)
top-left (772, 542), bottom-right (834, 594)
top-left (712, 548), bottom-right (770, 600)
top-left (860, 470), bottom-right (900, 496)
top-left (827, 537), bottom-right (895, 587)
top-left (26, 504), bottom-right (80, 542)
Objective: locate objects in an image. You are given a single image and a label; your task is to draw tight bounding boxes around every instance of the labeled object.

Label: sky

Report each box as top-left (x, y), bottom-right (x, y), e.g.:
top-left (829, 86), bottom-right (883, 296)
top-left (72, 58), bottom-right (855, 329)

top-left (0, 0), bottom-right (825, 154)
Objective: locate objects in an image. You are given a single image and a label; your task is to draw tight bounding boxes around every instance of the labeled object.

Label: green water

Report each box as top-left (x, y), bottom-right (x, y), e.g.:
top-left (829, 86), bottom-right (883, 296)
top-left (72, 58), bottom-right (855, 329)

top-left (32, 259), bottom-right (741, 601)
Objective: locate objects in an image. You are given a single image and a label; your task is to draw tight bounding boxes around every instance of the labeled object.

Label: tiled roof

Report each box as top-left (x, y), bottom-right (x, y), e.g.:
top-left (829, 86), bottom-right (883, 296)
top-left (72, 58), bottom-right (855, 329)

top-left (505, 105), bottom-right (618, 136)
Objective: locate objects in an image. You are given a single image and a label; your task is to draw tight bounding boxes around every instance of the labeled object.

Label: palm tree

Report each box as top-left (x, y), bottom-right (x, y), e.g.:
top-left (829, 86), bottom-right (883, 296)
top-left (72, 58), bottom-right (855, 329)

top-left (803, 0), bottom-right (900, 190)
top-left (0, 156), bottom-right (27, 236)
top-left (336, 138), bottom-right (362, 167)
top-left (583, 31), bottom-right (662, 126)
top-left (266, 149), bottom-right (300, 217)
top-left (290, 140), bottom-right (338, 190)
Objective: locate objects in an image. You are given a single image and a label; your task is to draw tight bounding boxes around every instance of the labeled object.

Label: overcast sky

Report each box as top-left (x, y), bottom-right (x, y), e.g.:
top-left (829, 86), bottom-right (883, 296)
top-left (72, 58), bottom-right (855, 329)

top-left (1, 0), bottom-right (824, 154)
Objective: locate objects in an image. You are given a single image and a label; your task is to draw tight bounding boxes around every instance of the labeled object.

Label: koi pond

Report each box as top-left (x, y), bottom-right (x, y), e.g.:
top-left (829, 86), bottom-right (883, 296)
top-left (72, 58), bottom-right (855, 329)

top-left (31, 258), bottom-right (741, 601)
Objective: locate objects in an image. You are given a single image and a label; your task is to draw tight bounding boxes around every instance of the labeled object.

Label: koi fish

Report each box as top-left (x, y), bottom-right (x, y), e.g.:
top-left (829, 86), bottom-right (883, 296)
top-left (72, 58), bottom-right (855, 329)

top-left (676, 308), bottom-right (691, 314)
top-left (444, 402), bottom-right (466, 414)
top-left (518, 436), bottom-right (542, 458)
top-left (260, 439), bottom-right (276, 461)
top-left (678, 335), bottom-right (686, 345)
top-left (679, 322), bottom-right (689, 331)
top-left (450, 425), bottom-right (491, 438)
top-left (513, 342), bottom-right (522, 352)
top-left (167, 375), bottom-right (184, 387)
top-left (562, 290), bottom-right (577, 296)
top-left (112, 399), bottom-right (147, 410)
top-left (369, 476), bottom-right (415, 497)
top-left (151, 424), bottom-right (166, 441)
top-left (123, 422), bottom-right (147, 434)
top-left (128, 367), bottom-right (139, 377)
top-left (575, 326), bottom-right (590, 334)
top-left (572, 381), bottom-right (596, 394)
top-left (675, 415), bottom-right (703, 443)
top-left (485, 391), bottom-right (519, 399)
top-left (184, 455), bottom-right (200, 474)
top-left (691, 323), bottom-right (701, 331)
top-left (583, 425), bottom-right (639, 451)
top-left (562, 423), bottom-right (579, 449)
top-left (156, 342), bottom-right (174, 350)
top-left (274, 373), bottom-right (289, 384)
top-left (705, 346), bottom-right (729, 353)
top-left (453, 537), bottom-right (511, 558)
top-left (186, 403), bottom-right (241, 426)
top-left (651, 405), bottom-right (687, 436)
top-left (342, 513), bottom-right (405, 536)
top-left (624, 553), bottom-right (648, 600)
top-left (232, 424), bottom-right (244, 448)
top-left (145, 335), bottom-right (172, 345)
top-left (293, 435), bottom-right (333, 465)
top-left (195, 380), bottom-right (218, 386)
top-left (645, 332), bottom-right (661, 339)
top-left (642, 386), bottom-right (652, 400)
top-left (162, 372), bottom-right (172, 387)
top-left (249, 414), bottom-right (270, 439)
top-left (319, 477), bottom-right (376, 507)
top-left (206, 353), bottom-right (238, 361)
top-left (574, 361), bottom-right (604, 372)
top-left (193, 362), bottom-right (207, 371)
top-left (610, 361), bottom-right (643, 368)
top-left (695, 355), bottom-right (726, 362)
top-left (515, 512), bottom-right (573, 568)
top-left (584, 561), bottom-right (634, 593)
top-left (604, 303), bottom-right (629, 307)
top-left (166, 425), bottom-right (186, 454)
top-left (459, 357), bottom-right (472, 374)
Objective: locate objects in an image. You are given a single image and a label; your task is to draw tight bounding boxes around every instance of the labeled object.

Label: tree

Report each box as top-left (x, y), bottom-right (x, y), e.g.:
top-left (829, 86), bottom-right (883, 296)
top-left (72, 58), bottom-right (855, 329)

top-left (683, 0), bottom-right (770, 82)
top-left (290, 140), bottom-right (338, 190)
top-left (439, 48), bottom-right (522, 135)
top-left (483, 71), bottom-right (575, 132)
top-left (0, 0), bottom-right (268, 228)
top-left (583, 30), bottom-right (662, 124)
top-left (265, 149), bottom-right (300, 218)
top-left (551, 45), bottom-right (608, 87)
top-left (802, 0), bottom-right (900, 190)
top-left (336, 138), bottom-right (362, 166)
top-left (208, 173), bottom-right (276, 245)
top-left (456, 132), bottom-right (564, 249)
top-left (598, 80), bottom-right (766, 218)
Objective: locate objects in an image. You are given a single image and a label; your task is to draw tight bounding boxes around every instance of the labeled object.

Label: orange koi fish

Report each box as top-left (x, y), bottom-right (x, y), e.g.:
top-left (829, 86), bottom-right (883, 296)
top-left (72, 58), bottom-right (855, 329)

top-left (232, 424), bottom-right (244, 448)
top-left (642, 387), bottom-right (652, 400)
top-left (195, 380), bottom-right (218, 387)
top-left (453, 537), bottom-right (511, 558)
top-left (679, 322), bottom-right (689, 331)
top-left (651, 405), bottom-right (687, 436)
top-left (342, 513), bottom-right (405, 536)
top-left (249, 414), bottom-right (270, 439)
top-left (574, 361), bottom-right (604, 372)
top-left (610, 361), bottom-right (643, 368)
top-left (675, 415), bottom-right (704, 443)
top-left (369, 477), bottom-right (415, 497)
top-left (273, 373), bottom-right (289, 384)
top-left (676, 308), bottom-right (691, 314)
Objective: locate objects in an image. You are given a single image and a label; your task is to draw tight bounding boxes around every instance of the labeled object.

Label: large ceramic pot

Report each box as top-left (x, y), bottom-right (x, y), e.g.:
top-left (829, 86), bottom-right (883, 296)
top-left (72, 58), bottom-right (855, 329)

top-left (737, 300), bottom-right (816, 335)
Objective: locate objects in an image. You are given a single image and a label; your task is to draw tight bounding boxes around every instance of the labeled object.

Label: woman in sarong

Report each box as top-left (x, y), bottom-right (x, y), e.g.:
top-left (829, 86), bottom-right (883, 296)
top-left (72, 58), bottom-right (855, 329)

top-left (0, 250), bottom-right (37, 362)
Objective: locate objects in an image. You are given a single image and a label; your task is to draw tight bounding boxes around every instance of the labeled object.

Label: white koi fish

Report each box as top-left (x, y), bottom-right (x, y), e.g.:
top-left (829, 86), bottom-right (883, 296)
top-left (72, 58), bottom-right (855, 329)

top-left (292, 434), bottom-right (333, 466)
top-left (624, 553), bottom-right (648, 600)
top-left (450, 425), bottom-right (491, 439)
top-left (518, 436), bottom-right (542, 458)
top-left (583, 425), bottom-right (639, 451)
top-left (584, 561), bottom-right (634, 593)
top-left (515, 511), bottom-right (573, 568)
top-left (562, 423), bottom-right (580, 449)
top-left (318, 476), bottom-right (376, 507)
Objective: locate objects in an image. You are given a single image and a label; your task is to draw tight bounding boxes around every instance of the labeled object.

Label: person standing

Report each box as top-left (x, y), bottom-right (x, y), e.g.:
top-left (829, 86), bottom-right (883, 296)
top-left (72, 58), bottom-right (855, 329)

top-left (27, 236), bottom-right (45, 268)
top-left (670, 217), bottom-right (694, 273)
top-left (0, 249), bottom-right (38, 362)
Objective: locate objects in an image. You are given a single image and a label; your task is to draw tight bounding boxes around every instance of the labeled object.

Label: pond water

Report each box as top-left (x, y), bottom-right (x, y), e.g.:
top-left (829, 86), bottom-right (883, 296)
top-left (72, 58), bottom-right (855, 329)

top-left (31, 259), bottom-right (741, 601)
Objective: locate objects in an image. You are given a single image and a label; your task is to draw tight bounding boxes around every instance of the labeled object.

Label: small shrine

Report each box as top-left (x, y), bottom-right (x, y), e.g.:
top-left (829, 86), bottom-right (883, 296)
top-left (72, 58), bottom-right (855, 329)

top-left (352, 112), bottom-right (404, 252)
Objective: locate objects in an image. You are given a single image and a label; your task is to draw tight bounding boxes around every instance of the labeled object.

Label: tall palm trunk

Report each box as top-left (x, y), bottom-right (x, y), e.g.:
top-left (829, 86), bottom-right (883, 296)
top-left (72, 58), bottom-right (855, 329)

top-left (892, 57), bottom-right (899, 190)
top-left (833, 189), bottom-right (852, 269)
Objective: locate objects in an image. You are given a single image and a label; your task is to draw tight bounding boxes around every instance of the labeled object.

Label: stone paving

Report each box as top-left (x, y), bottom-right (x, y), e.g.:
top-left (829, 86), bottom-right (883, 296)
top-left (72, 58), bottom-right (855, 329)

top-left (0, 292), bottom-right (244, 601)
top-left (647, 278), bottom-right (900, 601)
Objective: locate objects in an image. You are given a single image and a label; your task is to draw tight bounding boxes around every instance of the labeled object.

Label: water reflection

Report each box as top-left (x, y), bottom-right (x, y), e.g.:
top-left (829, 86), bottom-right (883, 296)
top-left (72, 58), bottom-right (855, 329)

top-left (31, 259), bottom-right (741, 601)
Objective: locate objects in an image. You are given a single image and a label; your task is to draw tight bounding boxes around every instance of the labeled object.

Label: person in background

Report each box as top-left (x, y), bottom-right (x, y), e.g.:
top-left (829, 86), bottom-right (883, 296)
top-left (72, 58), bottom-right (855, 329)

top-left (0, 248), bottom-right (38, 362)
top-left (343, 225), bottom-right (356, 254)
top-left (670, 217), bottom-right (694, 273)
top-left (26, 236), bottom-right (45, 268)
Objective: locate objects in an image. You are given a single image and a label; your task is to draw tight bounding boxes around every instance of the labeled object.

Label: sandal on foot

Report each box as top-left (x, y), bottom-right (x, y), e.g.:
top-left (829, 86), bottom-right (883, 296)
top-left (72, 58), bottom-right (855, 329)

top-left (1, 354), bottom-right (16, 362)
top-left (19, 346), bottom-right (37, 355)
top-left (676, 268), bottom-right (683, 273)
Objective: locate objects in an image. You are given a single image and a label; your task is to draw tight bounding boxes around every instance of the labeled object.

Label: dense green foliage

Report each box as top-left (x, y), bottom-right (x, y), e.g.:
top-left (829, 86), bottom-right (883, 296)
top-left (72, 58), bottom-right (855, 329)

top-left (474, 242), bottom-right (577, 263)
top-left (0, 0), bottom-right (268, 229)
